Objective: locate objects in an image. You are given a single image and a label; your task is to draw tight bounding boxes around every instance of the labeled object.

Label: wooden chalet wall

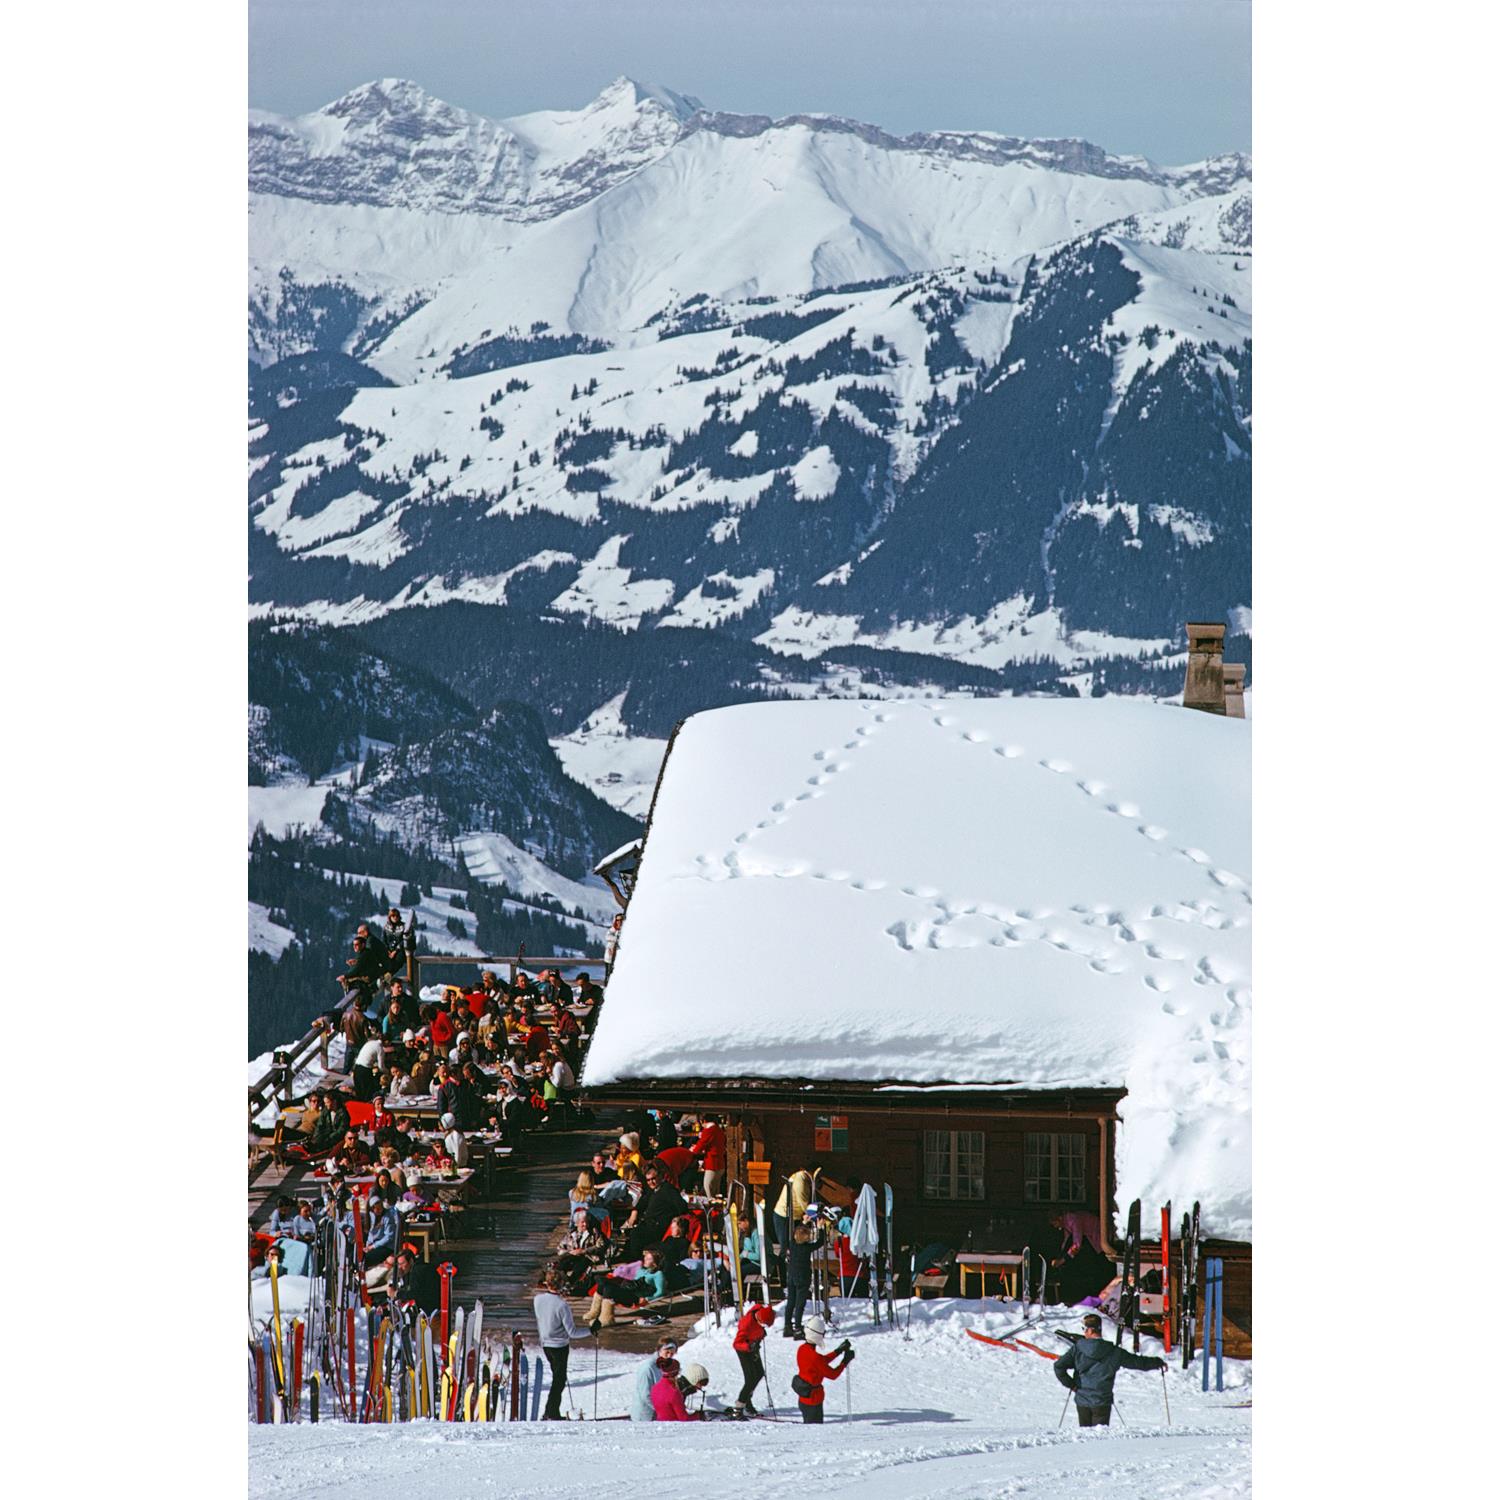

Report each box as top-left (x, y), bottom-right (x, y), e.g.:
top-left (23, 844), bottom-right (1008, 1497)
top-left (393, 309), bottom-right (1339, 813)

top-left (725, 1098), bottom-right (1119, 1254)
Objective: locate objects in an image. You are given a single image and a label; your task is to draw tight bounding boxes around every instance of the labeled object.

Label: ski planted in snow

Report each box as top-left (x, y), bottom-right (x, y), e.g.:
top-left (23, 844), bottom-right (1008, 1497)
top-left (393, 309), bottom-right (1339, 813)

top-left (1117, 1198), bottom-right (1141, 1348)
top-left (728, 1201), bottom-right (745, 1317)
top-left (1161, 1202), bottom-right (1172, 1356)
top-left (753, 1198), bottom-right (773, 1306)
top-left (883, 1183), bottom-right (897, 1327)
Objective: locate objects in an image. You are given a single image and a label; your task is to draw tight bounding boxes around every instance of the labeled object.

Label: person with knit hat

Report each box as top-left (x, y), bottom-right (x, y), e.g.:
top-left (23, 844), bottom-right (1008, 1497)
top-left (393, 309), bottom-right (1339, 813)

top-left (792, 1316), bottom-right (854, 1424)
top-left (731, 1302), bottom-right (776, 1416)
top-left (651, 1360), bottom-right (708, 1421)
top-left (615, 1132), bottom-right (643, 1172)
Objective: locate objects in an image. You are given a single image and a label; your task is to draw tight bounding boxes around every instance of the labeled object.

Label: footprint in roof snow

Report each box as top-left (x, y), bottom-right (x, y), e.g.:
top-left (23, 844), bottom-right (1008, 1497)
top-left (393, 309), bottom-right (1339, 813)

top-left (1159, 996), bottom-right (1185, 1014)
top-left (1078, 779), bottom-right (1107, 798)
top-left (1209, 868), bottom-right (1244, 889)
top-left (1109, 802), bottom-right (1141, 819)
top-left (1145, 975), bottom-right (1174, 995)
top-left (1041, 759), bottom-right (1073, 774)
top-left (962, 730), bottom-right (990, 743)
top-left (1090, 957), bottom-right (1127, 975)
top-left (849, 878), bottom-right (887, 892)
top-left (1182, 848), bottom-right (1212, 865)
top-left (994, 745), bottom-right (1023, 759)
top-left (1139, 825), bottom-right (1168, 841)
top-left (885, 921), bottom-right (916, 951)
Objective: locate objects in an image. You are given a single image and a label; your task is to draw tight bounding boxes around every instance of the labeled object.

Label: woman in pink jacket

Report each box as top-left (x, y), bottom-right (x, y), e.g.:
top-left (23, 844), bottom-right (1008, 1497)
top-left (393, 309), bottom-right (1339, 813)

top-left (651, 1362), bottom-right (709, 1420)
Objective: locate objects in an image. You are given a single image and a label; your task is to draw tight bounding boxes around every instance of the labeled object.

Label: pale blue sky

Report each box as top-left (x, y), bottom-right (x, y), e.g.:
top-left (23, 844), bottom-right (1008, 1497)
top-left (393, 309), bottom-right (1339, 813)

top-left (249, 0), bottom-right (1250, 166)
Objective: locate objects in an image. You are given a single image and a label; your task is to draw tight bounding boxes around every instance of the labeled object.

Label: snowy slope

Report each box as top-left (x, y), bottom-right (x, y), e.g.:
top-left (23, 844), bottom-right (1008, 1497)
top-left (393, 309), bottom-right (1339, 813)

top-left (550, 694), bottom-right (669, 818)
top-left (248, 1300), bottom-right (1249, 1499)
top-left (585, 698), bottom-right (1250, 1238)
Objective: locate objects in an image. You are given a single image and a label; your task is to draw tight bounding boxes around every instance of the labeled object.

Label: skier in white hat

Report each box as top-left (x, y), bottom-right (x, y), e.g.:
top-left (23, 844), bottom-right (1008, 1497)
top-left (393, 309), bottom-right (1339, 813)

top-left (792, 1316), bottom-right (854, 1423)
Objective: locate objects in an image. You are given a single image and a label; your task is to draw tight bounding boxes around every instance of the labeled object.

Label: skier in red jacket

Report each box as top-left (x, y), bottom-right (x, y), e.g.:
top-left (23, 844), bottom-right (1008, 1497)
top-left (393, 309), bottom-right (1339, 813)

top-left (731, 1302), bottom-right (776, 1415)
top-left (793, 1316), bottom-right (854, 1423)
top-left (690, 1114), bottom-right (727, 1197)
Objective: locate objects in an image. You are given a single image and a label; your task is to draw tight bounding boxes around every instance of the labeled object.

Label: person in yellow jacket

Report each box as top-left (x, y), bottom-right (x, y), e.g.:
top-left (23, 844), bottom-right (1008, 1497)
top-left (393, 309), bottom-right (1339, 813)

top-left (772, 1166), bottom-right (821, 1258)
top-left (614, 1131), bottom-right (644, 1173)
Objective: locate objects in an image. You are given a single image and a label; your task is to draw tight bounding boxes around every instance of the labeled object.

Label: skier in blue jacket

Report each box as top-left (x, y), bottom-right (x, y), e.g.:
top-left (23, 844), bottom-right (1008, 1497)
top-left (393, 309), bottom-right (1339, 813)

top-left (1053, 1313), bottom-right (1165, 1426)
top-left (629, 1335), bottom-right (680, 1420)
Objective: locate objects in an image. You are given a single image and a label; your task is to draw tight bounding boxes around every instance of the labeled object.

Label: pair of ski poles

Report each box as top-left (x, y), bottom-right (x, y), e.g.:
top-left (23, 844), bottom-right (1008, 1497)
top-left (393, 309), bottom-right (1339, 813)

top-left (1056, 1370), bottom-right (1172, 1429)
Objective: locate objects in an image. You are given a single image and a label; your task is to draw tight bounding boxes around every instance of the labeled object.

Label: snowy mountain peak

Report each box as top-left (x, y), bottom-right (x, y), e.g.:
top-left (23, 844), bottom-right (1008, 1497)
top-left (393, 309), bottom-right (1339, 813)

top-left (324, 76), bottom-right (448, 118)
top-left (250, 76), bottom-right (703, 220)
top-left (587, 75), bottom-right (704, 122)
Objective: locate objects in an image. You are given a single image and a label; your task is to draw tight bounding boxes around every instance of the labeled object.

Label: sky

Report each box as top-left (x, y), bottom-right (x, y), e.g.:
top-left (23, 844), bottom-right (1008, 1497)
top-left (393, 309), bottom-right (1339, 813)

top-left (249, 0), bottom-right (1250, 166)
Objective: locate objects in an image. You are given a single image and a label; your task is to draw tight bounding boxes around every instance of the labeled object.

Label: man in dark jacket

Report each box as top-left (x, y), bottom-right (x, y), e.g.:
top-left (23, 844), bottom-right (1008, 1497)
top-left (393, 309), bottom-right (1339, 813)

top-left (339, 935), bottom-right (385, 1000)
top-left (1053, 1313), bottom-right (1165, 1426)
top-left (388, 1247), bottom-right (441, 1316)
top-left (304, 1092), bottom-right (350, 1156)
top-left (783, 1222), bottom-right (815, 1337)
top-left (625, 1163), bottom-right (688, 1257)
top-left (458, 1062), bottom-right (490, 1129)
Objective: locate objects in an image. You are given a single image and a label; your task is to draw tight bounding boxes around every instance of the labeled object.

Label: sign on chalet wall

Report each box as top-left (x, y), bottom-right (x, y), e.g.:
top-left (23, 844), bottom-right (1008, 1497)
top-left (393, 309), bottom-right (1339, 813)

top-left (815, 1114), bottom-right (849, 1152)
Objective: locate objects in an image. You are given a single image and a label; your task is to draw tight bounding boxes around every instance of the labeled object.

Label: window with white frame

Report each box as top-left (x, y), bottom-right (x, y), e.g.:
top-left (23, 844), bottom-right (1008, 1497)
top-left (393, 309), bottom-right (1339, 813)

top-left (1024, 1131), bottom-right (1088, 1203)
top-left (923, 1129), bottom-right (985, 1200)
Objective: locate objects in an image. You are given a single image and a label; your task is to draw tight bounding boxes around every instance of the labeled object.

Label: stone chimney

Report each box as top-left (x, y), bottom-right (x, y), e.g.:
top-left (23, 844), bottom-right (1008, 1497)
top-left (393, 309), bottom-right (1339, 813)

top-left (1223, 662), bottom-right (1246, 719)
top-left (1183, 621), bottom-right (1226, 714)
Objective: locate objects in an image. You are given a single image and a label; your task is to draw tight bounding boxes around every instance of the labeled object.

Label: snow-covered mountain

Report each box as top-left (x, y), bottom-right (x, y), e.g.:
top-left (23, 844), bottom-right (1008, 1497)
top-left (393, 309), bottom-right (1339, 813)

top-left (250, 80), bottom-right (1249, 664)
top-left (248, 79), bottom-right (1249, 1046)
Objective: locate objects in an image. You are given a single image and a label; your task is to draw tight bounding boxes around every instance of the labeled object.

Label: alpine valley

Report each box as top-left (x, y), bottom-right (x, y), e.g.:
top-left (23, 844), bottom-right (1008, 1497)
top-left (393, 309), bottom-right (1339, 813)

top-left (247, 78), bottom-right (1251, 1052)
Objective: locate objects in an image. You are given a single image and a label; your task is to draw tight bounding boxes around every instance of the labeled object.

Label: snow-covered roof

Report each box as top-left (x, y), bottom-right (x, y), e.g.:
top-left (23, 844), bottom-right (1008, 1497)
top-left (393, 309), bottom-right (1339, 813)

top-left (584, 697), bottom-right (1250, 1238)
top-left (594, 838), bottom-right (644, 875)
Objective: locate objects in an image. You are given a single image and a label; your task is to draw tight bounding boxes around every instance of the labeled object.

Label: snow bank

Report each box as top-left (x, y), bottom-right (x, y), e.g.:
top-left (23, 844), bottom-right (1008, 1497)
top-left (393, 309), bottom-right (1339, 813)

top-left (585, 698), bottom-right (1250, 1237)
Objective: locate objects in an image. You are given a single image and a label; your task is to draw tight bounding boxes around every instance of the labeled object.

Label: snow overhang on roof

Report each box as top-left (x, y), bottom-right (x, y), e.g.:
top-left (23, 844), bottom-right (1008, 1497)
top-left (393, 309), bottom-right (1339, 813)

top-left (594, 838), bottom-right (644, 876)
top-left (583, 696), bottom-right (1250, 1238)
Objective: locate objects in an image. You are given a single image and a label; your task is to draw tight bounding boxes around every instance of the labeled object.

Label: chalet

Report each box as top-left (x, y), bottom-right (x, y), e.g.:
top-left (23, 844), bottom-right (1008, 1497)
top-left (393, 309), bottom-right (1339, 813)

top-left (582, 639), bottom-right (1250, 1331)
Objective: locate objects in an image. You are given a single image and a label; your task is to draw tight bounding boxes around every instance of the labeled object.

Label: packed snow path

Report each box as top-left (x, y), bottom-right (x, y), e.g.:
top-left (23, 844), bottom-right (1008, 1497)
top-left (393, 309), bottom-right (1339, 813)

top-left (248, 1301), bottom-right (1249, 1499)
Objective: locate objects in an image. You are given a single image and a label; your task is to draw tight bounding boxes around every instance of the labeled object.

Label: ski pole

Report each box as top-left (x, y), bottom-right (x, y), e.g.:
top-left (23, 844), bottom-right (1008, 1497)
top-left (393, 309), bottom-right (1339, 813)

top-left (1058, 1391), bottom-right (1072, 1429)
top-left (1161, 1366), bottom-right (1171, 1426)
top-left (592, 1331), bottom-right (599, 1421)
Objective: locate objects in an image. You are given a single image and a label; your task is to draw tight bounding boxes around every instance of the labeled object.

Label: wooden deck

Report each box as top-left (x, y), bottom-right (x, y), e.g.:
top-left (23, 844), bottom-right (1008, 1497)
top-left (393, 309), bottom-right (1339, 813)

top-left (248, 1113), bottom-right (695, 1356)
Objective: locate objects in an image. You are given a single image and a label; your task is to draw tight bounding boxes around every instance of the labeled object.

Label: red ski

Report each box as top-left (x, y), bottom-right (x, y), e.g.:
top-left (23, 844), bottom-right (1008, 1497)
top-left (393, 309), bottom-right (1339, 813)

top-left (965, 1329), bottom-right (1022, 1350)
top-left (1012, 1337), bottom-right (1059, 1361)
